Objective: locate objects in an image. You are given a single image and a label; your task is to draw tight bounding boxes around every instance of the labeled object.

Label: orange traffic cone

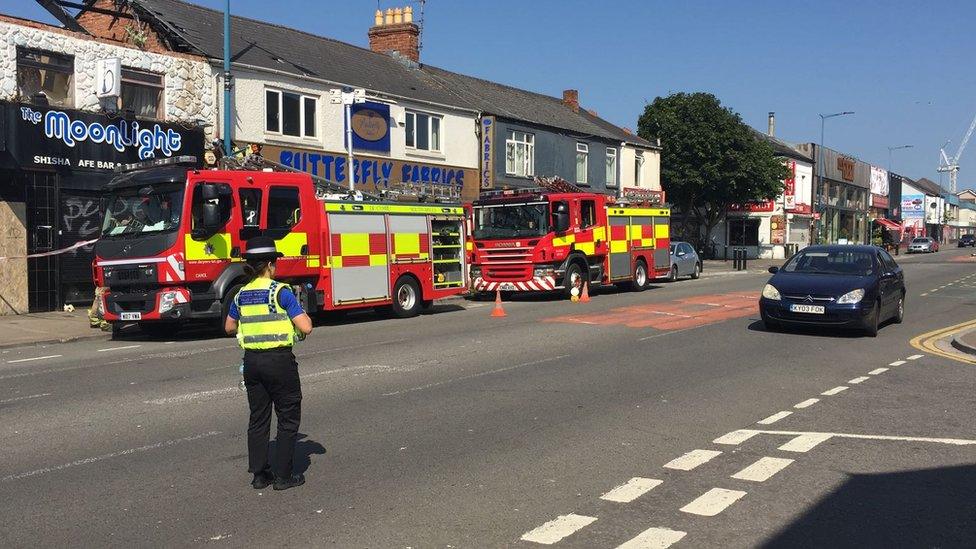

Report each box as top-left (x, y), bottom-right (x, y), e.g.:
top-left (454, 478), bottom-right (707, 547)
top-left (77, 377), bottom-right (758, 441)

top-left (580, 282), bottom-right (591, 303)
top-left (490, 289), bottom-right (507, 317)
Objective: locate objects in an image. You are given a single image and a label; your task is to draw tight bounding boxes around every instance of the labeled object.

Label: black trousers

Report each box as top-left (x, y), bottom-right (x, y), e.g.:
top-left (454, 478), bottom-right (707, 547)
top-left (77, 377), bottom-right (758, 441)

top-left (243, 347), bottom-right (302, 479)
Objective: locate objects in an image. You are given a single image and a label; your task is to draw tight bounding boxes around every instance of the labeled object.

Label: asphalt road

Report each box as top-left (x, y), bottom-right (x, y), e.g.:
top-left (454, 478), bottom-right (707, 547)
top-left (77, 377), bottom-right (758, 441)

top-left (1, 248), bottom-right (974, 548)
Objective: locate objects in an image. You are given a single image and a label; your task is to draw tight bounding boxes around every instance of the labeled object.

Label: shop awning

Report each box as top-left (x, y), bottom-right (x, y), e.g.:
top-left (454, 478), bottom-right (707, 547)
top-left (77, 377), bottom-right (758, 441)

top-left (874, 217), bottom-right (902, 231)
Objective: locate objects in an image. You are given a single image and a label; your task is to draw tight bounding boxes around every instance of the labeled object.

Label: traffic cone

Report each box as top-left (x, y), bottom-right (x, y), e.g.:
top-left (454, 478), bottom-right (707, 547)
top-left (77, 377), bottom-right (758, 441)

top-left (490, 289), bottom-right (507, 317)
top-left (580, 282), bottom-right (591, 303)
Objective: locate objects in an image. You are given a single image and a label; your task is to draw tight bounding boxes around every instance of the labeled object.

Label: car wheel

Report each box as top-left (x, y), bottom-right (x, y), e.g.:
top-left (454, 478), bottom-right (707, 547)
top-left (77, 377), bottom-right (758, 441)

top-left (668, 265), bottom-right (678, 282)
top-left (865, 301), bottom-right (880, 337)
top-left (893, 293), bottom-right (905, 324)
top-left (691, 262), bottom-right (701, 279)
top-left (630, 259), bottom-right (648, 292)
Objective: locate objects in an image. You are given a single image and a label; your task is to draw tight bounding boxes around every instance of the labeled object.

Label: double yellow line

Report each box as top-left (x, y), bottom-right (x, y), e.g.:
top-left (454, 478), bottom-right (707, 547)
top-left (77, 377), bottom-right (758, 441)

top-left (910, 318), bottom-right (976, 365)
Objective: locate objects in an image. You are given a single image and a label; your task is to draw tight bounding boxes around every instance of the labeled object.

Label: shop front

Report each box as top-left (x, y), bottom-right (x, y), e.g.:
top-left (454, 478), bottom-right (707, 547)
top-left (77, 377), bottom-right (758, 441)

top-left (0, 101), bottom-right (204, 312)
top-left (815, 150), bottom-right (870, 244)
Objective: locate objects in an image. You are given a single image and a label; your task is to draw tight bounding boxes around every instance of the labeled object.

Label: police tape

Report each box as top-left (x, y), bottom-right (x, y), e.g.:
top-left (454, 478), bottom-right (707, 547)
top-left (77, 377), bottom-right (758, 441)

top-left (0, 239), bottom-right (99, 261)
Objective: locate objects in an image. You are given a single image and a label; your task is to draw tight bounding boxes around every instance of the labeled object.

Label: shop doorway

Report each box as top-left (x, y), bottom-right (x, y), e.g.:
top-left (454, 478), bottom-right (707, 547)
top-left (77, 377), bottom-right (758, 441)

top-left (25, 171), bottom-right (59, 312)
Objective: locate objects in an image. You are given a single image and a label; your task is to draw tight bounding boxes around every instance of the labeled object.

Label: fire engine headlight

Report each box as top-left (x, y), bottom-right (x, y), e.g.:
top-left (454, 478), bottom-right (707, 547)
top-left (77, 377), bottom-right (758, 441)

top-left (533, 266), bottom-right (555, 278)
top-left (762, 284), bottom-right (781, 301)
top-left (159, 291), bottom-right (178, 314)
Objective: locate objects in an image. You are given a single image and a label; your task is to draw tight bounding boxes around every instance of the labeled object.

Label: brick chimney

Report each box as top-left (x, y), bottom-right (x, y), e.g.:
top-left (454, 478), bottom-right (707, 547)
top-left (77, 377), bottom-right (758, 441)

top-left (563, 89), bottom-right (579, 113)
top-left (368, 7), bottom-right (420, 63)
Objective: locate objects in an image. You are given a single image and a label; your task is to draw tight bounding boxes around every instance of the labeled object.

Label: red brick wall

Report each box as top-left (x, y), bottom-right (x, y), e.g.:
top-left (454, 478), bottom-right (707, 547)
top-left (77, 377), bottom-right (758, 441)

top-left (368, 22), bottom-right (420, 63)
top-left (75, 0), bottom-right (172, 53)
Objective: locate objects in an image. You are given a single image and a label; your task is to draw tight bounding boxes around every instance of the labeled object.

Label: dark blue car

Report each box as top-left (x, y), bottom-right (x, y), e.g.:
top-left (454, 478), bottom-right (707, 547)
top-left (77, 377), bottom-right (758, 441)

top-left (759, 245), bottom-right (905, 337)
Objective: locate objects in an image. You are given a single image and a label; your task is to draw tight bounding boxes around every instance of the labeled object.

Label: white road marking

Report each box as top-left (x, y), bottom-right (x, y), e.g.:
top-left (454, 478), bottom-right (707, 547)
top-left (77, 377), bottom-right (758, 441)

top-left (868, 367), bottom-right (889, 375)
top-left (713, 429), bottom-right (760, 445)
top-left (615, 527), bottom-right (687, 549)
top-left (96, 345), bottom-right (141, 352)
top-left (680, 488), bottom-right (747, 516)
top-left (920, 293), bottom-right (929, 296)
top-left (6, 355), bottom-right (62, 364)
top-left (382, 355), bottom-right (569, 396)
top-left (599, 477), bottom-right (663, 503)
top-left (930, 288), bottom-right (939, 292)
top-left (907, 354), bottom-right (924, 360)
top-left (731, 457), bottom-right (794, 482)
top-left (848, 376), bottom-right (869, 384)
top-left (520, 514), bottom-right (597, 545)
top-left (758, 411), bottom-right (792, 425)
top-left (889, 360), bottom-right (906, 366)
top-left (145, 387), bottom-right (238, 405)
top-left (761, 430), bottom-right (976, 453)
top-left (663, 449), bottom-right (723, 471)
top-left (778, 433), bottom-right (833, 453)
top-left (1, 431), bottom-right (221, 482)
top-left (794, 398), bottom-right (819, 409)
top-left (821, 386), bottom-right (848, 396)
top-left (0, 392), bottom-right (51, 405)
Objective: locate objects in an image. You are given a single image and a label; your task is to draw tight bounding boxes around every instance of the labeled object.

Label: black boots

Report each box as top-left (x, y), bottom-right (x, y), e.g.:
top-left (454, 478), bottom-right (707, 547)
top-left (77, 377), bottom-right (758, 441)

top-left (273, 474), bottom-right (305, 491)
top-left (251, 469), bottom-right (274, 489)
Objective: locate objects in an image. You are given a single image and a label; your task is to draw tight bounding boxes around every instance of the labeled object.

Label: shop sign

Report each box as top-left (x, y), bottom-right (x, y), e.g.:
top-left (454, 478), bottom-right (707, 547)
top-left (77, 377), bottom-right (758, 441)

top-left (869, 166), bottom-right (889, 196)
top-left (901, 194), bottom-right (924, 218)
top-left (770, 215), bottom-right (786, 245)
top-left (871, 193), bottom-right (889, 209)
top-left (480, 116), bottom-right (494, 189)
top-left (729, 200), bottom-right (775, 213)
top-left (349, 101), bottom-right (390, 153)
top-left (837, 157), bottom-right (856, 182)
top-left (783, 160), bottom-right (796, 210)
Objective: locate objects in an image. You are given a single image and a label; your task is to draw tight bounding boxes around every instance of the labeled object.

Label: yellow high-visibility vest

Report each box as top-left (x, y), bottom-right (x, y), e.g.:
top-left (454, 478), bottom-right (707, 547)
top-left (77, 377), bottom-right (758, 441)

top-left (236, 277), bottom-right (295, 350)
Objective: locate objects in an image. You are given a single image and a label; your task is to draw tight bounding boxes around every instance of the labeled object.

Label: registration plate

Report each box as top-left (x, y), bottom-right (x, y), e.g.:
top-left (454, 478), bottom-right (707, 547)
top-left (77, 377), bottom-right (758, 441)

top-left (498, 283), bottom-right (517, 291)
top-left (119, 312), bottom-right (142, 321)
top-left (789, 304), bottom-right (824, 314)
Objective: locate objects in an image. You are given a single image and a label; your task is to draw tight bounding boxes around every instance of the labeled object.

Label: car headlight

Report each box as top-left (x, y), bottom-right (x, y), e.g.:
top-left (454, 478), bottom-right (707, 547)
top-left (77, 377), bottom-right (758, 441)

top-left (159, 291), bottom-right (177, 314)
top-left (837, 288), bottom-right (865, 304)
top-left (762, 284), bottom-right (781, 300)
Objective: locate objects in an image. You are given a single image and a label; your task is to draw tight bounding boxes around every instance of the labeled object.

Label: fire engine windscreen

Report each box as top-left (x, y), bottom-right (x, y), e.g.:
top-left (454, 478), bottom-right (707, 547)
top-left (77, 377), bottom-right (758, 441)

top-left (102, 184), bottom-right (184, 236)
top-left (473, 202), bottom-right (550, 239)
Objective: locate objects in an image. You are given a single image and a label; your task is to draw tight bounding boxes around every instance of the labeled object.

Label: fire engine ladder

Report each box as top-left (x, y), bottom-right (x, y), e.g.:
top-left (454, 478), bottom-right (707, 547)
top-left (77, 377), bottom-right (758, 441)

top-left (534, 176), bottom-right (589, 194)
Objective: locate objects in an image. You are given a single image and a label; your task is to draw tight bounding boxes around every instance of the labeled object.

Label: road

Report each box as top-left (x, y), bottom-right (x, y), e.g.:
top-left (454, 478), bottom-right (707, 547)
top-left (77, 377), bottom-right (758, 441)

top-left (1, 248), bottom-right (974, 548)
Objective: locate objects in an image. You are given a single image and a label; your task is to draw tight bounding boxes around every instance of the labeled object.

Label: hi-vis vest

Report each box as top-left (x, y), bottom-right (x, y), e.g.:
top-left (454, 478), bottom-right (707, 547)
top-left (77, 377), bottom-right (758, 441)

top-left (236, 278), bottom-right (295, 350)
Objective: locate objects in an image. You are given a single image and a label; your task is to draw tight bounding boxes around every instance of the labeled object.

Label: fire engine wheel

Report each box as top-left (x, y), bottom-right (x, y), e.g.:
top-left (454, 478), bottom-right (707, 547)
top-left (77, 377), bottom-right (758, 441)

top-left (562, 262), bottom-right (586, 300)
top-left (391, 277), bottom-right (422, 318)
top-left (218, 283), bottom-right (244, 335)
top-left (630, 260), bottom-right (648, 292)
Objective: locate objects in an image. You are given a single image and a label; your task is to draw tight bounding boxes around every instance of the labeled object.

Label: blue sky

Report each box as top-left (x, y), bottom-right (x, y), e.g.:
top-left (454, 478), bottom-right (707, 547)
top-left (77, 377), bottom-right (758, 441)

top-left (5, 0), bottom-right (975, 187)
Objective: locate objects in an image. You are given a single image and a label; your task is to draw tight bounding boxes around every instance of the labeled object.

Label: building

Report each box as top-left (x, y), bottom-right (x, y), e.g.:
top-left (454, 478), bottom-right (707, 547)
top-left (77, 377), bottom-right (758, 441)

top-left (0, 11), bottom-right (210, 314)
top-left (796, 143), bottom-right (871, 245)
top-left (914, 178), bottom-right (947, 242)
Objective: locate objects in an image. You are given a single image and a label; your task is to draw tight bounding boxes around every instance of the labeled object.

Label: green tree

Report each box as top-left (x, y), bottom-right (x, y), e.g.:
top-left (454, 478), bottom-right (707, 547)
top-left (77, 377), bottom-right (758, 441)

top-left (637, 92), bottom-right (789, 250)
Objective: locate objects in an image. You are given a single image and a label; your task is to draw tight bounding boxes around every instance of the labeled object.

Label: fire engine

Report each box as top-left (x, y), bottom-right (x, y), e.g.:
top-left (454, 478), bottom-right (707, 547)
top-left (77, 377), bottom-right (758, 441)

top-left (469, 178), bottom-right (670, 298)
top-left (93, 155), bottom-right (467, 337)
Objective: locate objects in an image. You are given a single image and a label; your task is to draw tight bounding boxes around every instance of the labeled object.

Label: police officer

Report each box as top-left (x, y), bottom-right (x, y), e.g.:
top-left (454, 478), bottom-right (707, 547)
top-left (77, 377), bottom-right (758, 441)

top-left (224, 236), bottom-right (313, 491)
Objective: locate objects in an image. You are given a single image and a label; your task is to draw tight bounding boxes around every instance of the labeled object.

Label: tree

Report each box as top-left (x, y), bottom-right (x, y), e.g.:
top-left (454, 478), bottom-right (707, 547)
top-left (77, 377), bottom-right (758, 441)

top-left (637, 92), bottom-right (789, 250)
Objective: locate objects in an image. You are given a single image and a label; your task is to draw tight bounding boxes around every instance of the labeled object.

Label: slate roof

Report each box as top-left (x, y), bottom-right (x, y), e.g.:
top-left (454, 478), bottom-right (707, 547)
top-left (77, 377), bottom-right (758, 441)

top-left (914, 177), bottom-right (946, 196)
top-left (122, 0), bottom-right (652, 146)
top-left (748, 128), bottom-right (812, 161)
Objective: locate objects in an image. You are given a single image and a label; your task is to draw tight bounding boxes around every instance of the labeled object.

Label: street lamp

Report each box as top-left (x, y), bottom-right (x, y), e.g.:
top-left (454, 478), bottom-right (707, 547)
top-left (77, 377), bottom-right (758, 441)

top-left (887, 144), bottom-right (913, 173)
top-left (817, 111), bottom-right (854, 244)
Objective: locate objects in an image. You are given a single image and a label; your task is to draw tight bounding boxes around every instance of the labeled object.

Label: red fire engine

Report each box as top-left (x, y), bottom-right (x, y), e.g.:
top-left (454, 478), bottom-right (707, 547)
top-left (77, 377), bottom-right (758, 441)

top-left (469, 178), bottom-right (670, 298)
top-left (93, 156), bottom-right (467, 336)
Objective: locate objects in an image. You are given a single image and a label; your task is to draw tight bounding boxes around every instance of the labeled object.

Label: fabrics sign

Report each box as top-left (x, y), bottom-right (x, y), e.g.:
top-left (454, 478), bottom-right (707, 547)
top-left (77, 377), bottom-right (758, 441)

top-left (480, 116), bottom-right (495, 189)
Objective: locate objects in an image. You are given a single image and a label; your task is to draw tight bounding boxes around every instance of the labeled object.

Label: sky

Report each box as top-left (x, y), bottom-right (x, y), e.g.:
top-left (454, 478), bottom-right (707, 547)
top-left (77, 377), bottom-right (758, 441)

top-left (5, 0), bottom-right (976, 188)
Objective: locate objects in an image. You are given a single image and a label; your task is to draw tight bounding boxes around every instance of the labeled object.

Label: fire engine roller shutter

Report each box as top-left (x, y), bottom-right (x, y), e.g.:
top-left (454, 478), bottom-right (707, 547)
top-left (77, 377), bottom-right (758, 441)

top-left (328, 213), bottom-right (390, 305)
top-left (388, 215), bottom-right (430, 263)
top-left (653, 216), bottom-right (670, 267)
top-left (608, 215), bottom-right (631, 279)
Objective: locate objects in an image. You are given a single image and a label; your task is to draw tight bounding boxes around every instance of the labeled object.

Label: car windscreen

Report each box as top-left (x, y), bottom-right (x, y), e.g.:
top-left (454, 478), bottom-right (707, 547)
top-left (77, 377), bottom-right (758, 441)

top-left (782, 250), bottom-right (876, 276)
top-left (911, 238), bottom-right (928, 244)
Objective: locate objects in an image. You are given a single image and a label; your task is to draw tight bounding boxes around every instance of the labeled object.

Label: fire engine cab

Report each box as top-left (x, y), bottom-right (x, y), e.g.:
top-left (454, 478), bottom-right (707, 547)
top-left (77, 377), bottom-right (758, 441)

top-left (469, 178), bottom-right (670, 298)
top-left (94, 156), bottom-right (467, 336)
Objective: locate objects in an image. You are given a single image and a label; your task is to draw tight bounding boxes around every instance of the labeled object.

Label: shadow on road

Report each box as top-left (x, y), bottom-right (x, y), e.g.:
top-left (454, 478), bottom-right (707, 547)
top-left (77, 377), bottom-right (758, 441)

top-left (760, 463), bottom-right (976, 548)
top-left (269, 433), bottom-right (327, 476)
top-left (746, 320), bottom-right (900, 339)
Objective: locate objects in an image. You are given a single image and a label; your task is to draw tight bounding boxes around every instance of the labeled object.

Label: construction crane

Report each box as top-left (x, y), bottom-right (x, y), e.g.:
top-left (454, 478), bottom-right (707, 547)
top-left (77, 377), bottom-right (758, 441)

top-left (938, 110), bottom-right (976, 193)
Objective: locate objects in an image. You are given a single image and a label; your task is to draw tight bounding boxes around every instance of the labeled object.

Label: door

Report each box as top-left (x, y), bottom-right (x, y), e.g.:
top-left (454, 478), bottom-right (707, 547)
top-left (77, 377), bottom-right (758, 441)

top-left (25, 171), bottom-right (59, 312)
top-left (676, 243), bottom-right (694, 275)
top-left (59, 190), bottom-right (101, 304)
top-left (264, 185), bottom-right (309, 278)
top-left (876, 250), bottom-right (899, 315)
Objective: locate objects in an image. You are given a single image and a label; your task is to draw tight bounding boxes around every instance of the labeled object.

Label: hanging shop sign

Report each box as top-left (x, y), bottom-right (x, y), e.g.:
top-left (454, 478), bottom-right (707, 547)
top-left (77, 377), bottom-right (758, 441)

top-left (870, 165), bottom-right (889, 196)
top-left (480, 116), bottom-right (495, 190)
top-left (348, 101), bottom-right (390, 153)
top-left (770, 215), bottom-right (786, 245)
top-left (783, 160), bottom-right (796, 210)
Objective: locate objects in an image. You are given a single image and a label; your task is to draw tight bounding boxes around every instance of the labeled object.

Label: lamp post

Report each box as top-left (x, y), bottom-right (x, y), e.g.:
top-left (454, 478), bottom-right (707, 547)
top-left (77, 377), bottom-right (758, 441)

top-left (816, 111), bottom-right (854, 243)
top-left (223, 0), bottom-right (232, 157)
top-left (887, 144), bottom-right (913, 173)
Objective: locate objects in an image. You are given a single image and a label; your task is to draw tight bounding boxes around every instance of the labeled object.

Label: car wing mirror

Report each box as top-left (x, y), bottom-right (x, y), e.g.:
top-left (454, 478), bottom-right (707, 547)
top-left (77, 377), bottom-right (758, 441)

top-left (768, 266), bottom-right (779, 274)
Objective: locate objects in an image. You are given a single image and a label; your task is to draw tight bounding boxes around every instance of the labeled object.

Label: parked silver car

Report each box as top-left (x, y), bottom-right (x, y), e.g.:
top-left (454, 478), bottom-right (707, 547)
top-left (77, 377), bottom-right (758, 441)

top-left (907, 237), bottom-right (939, 253)
top-left (667, 241), bottom-right (702, 281)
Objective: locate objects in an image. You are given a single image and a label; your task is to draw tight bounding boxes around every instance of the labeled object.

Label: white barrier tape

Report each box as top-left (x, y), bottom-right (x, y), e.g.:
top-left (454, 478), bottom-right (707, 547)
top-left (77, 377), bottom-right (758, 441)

top-left (0, 239), bottom-right (98, 261)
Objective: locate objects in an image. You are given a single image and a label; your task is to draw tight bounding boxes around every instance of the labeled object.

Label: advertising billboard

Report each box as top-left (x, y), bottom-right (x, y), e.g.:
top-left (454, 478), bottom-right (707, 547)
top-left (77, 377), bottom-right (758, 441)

top-left (901, 194), bottom-right (925, 218)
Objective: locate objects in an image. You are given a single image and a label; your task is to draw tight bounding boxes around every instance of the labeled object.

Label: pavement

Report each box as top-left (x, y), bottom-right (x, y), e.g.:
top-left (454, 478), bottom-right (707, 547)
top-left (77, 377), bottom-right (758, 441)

top-left (0, 309), bottom-right (110, 349)
top-left (0, 248), bottom-right (974, 547)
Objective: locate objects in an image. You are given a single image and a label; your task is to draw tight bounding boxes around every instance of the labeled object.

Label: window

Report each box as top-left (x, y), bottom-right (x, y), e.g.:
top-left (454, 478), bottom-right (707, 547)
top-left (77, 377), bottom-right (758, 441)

top-left (267, 187), bottom-right (301, 232)
top-left (239, 188), bottom-right (262, 227)
top-left (635, 151), bottom-right (645, 187)
top-left (728, 218), bottom-right (760, 246)
top-left (605, 148), bottom-right (617, 187)
top-left (405, 111), bottom-right (441, 152)
top-left (190, 183), bottom-right (232, 231)
top-left (265, 89), bottom-right (316, 138)
top-left (16, 48), bottom-right (74, 107)
top-left (505, 130), bottom-right (535, 177)
top-left (581, 200), bottom-right (597, 228)
top-left (120, 68), bottom-right (163, 118)
top-left (576, 143), bottom-right (589, 184)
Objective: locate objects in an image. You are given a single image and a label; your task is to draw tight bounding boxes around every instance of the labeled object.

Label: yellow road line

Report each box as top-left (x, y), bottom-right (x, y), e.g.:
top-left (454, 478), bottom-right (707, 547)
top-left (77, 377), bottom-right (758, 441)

top-left (909, 318), bottom-right (976, 365)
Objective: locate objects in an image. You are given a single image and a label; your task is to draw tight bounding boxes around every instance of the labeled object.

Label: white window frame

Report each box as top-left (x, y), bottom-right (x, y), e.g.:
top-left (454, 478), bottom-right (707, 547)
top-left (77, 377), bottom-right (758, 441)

top-left (605, 147), bottom-right (617, 187)
top-left (576, 142), bottom-right (589, 185)
top-left (265, 88), bottom-right (317, 138)
top-left (405, 110), bottom-right (443, 152)
top-left (635, 151), bottom-right (645, 187)
top-left (505, 130), bottom-right (535, 177)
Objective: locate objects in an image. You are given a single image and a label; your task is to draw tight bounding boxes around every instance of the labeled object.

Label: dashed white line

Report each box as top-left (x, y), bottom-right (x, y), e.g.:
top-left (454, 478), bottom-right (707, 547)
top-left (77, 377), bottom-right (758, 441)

top-left (6, 355), bottom-right (62, 364)
top-left (731, 457), bottom-right (794, 482)
top-left (907, 354), bottom-right (924, 360)
top-left (778, 433), bottom-right (833, 453)
top-left (758, 411), bottom-right (793, 425)
top-left (821, 386), bottom-right (848, 396)
top-left (615, 526), bottom-right (687, 549)
top-left (794, 398), bottom-right (819, 409)
top-left (680, 488), bottom-right (747, 516)
top-left (96, 345), bottom-right (141, 352)
top-left (599, 477), bottom-right (663, 503)
top-left (0, 392), bottom-right (52, 405)
top-left (868, 367), bottom-right (889, 375)
top-left (520, 514), bottom-right (597, 545)
top-left (663, 449), bottom-right (723, 471)
top-left (713, 429), bottom-right (760, 445)
top-left (889, 360), bottom-right (906, 366)
top-left (848, 376), bottom-right (869, 384)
